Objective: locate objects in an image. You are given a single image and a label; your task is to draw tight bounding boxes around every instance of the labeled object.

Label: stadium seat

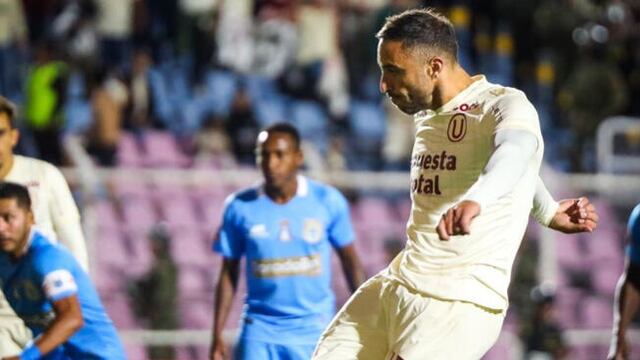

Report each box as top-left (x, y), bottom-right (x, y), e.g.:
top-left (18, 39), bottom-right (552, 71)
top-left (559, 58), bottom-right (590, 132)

top-left (580, 296), bottom-right (613, 328)
top-left (142, 130), bottom-right (191, 168)
top-left (117, 132), bottom-right (145, 168)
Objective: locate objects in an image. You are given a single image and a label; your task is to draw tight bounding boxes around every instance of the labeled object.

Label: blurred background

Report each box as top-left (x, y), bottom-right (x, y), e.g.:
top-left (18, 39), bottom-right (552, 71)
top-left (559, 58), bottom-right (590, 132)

top-left (2, 0), bottom-right (640, 359)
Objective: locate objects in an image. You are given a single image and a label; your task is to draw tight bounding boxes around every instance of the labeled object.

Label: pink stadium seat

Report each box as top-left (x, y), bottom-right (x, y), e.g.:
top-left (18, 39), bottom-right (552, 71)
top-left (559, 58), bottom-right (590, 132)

top-left (125, 345), bottom-right (148, 360)
top-left (179, 299), bottom-right (213, 329)
top-left (580, 297), bottom-right (613, 328)
top-left (103, 295), bottom-right (139, 330)
top-left (168, 226), bottom-right (212, 266)
top-left (178, 266), bottom-right (208, 293)
top-left (121, 197), bottom-right (158, 231)
top-left (157, 196), bottom-right (200, 227)
top-left (591, 261), bottom-right (623, 296)
top-left (555, 288), bottom-right (582, 329)
top-left (117, 131), bottom-right (144, 167)
top-left (93, 200), bottom-right (120, 230)
top-left (142, 130), bottom-right (190, 168)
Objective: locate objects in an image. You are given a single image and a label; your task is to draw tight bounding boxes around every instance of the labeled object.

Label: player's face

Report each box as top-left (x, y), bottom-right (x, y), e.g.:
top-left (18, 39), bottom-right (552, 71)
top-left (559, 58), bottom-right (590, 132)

top-left (0, 113), bottom-right (19, 168)
top-left (256, 132), bottom-right (303, 189)
top-left (378, 39), bottom-right (435, 114)
top-left (0, 198), bottom-right (34, 257)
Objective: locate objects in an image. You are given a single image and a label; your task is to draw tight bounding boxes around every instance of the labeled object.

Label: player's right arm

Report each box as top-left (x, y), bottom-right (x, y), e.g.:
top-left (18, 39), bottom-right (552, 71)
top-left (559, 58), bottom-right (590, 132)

top-left (609, 205), bottom-right (640, 360)
top-left (210, 195), bottom-right (245, 360)
top-left (46, 164), bottom-right (89, 271)
top-left (211, 258), bottom-right (240, 360)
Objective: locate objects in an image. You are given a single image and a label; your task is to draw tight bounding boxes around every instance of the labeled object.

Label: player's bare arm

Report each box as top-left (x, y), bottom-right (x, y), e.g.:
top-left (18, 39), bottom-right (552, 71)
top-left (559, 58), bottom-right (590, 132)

top-left (335, 244), bottom-right (366, 292)
top-left (609, 262), bottom-right (640, 360)
top-left (210, 257), bottom-right (240, 360)
top-left (549, 197), bottom-right (598, 233)
top-left (27, 295), bottom-right (84, 358)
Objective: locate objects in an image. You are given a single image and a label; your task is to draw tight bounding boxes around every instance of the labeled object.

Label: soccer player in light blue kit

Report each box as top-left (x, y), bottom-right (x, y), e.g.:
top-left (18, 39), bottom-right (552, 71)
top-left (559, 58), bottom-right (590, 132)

top-left (0, 182), bottom-right (125, 360)
top-left (609, 203), bottom-right (640, 360)
top-left (209, 123), bottom-right (365, 360)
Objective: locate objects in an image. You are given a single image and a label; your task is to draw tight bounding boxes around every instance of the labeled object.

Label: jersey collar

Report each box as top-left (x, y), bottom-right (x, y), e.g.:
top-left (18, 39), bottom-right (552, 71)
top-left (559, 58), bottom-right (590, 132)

top-left (414, 75), bottom-right (488, 120)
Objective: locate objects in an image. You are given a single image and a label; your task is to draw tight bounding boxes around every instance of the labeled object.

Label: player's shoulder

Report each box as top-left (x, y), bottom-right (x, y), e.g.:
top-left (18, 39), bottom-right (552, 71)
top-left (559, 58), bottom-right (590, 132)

top-left (13, 155), bottom-right (62, 180)
top-left (305, 177), bottom-right (347, 205)
top-left (223, 186), bottom-right (261, 211)
top-left (29, 232), bottom-right (76, 271)
top-left (629, 203), bottom-right (640, 231)
top-left (479, 83), bottom-right (531, 109)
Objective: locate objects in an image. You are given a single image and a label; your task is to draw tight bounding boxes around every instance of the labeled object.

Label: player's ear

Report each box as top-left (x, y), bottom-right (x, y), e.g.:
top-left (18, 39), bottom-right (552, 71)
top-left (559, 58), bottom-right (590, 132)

top-left (10, 127), bottom-right (19, 148)
top-left (426, 57), bottom-right (444, 79)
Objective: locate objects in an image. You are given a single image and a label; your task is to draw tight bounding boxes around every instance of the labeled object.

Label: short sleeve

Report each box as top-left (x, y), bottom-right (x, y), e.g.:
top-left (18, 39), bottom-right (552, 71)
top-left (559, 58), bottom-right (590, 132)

top-left (212, 195), bottom-right (246, 259)
top-left (34, 249), bottom-right (79, 302)
top-left (324, 187), bottom-right (355, 249)
top-left (493, 92), bottom-right (541, 136)
top-left (626, 205), bottom-right (640, 264)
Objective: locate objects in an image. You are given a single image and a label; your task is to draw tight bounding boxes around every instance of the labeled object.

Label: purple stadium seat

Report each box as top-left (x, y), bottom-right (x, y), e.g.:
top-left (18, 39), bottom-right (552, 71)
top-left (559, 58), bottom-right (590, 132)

top-left (142, 130), bottom-right (190, 168)
top-left (103, 295), bottom-right (140, 330)
top-left (125, 345), bottom-right (148, 360)
top-left (121, 197), bottom-right (158, 231)
top-left (112, 178), bottom-right (150, 200)
top-left (117, 131), bottom-right (144, 167)
top-left (353, 197), bottom-right (396, 230)
top-left (580, 297), bottom-right (613, 328)
top-left (179, 299), bottom-right (213, 329)
top-left (591, 261), bottom-right (623, 296)
top-left (94, 200), bottom-right (120, 230)
top-left (555, 288), bottom-right (583, 329)
top-left (168, 226), bottom-right (212, 266)
top-left (95, 228), bottom-right (128, 268)
top-left (178, 266), bottom-right (208, 293)
top-left (157, 195), bottom-right (200, 227)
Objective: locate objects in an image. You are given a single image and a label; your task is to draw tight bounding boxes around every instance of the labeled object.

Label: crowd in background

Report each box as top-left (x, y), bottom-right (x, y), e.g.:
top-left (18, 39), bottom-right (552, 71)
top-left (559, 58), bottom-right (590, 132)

top-left (0, 0), bottom-right (639, 172)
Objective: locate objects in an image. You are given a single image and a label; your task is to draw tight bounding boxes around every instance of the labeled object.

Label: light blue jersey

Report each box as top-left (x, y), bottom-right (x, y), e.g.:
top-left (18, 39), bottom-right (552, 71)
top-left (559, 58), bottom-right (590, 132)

top-left (627, 204), bottom-right (640, 264)
top-left (0, 230), bottom-right (125, 359)
top-left (213, 176), bottom-right (355, 346)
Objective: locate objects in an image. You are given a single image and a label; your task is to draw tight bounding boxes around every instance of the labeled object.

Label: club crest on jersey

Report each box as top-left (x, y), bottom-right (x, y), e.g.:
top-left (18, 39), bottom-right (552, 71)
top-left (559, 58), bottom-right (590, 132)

top-left (302, 219), bottom-right (323, 244)
top-left (279, 219), bottom-right (292, 242)
top-left (447, 113), bottom-right (467, 142)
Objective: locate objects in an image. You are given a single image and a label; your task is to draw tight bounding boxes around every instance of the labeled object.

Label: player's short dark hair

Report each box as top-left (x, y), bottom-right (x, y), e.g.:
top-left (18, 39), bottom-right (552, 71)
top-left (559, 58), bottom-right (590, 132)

top-left (263, 123), bottom-right (301, 150)
top-left (376, 8), bottom-right (458, 61)
top-left (0, 96), bottom-right (17, 128)
top-left (0, 182), bottom-right (32, 211)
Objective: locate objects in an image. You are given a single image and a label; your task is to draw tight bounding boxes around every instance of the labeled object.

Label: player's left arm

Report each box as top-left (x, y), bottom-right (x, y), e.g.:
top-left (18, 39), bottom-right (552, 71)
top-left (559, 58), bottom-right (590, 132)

top-left (16, 264), bottom-right (84, 360)
top-left (47, 165), bottom-right (89, 271)
top-left (335, 244), bottom-right (365, 292)
top-left (437, 128), bottom-right (538, 240)
top-left (533, 177), bottom-right (598, 233)
top-left (326, 187), bottom-right (365, 291)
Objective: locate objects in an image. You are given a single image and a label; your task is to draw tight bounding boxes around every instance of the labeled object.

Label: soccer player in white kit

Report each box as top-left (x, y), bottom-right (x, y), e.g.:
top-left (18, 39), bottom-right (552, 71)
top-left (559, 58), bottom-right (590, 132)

top-left (312, 9), bottom-right (599, 360)
top-left (0, 96), bottom-right (89, 357)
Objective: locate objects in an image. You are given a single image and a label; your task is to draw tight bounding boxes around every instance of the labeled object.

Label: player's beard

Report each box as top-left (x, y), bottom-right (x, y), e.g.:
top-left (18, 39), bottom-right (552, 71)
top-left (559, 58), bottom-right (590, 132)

top-left (390, 86), bottom-right (431, 115)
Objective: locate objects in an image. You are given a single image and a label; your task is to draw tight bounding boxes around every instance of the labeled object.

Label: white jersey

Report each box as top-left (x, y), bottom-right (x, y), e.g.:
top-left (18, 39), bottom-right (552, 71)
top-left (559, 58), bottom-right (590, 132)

top-left (4, 155), bottom-right (88, 269)
top-left (384, 76), bottom-right (543, 310)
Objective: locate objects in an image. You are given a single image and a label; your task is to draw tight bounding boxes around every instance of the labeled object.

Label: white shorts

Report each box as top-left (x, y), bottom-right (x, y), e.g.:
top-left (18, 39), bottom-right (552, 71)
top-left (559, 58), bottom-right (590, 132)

top-left (312, 275), bottom-right (505, 360)
top-left (0, 296), bottom-right (33, 357)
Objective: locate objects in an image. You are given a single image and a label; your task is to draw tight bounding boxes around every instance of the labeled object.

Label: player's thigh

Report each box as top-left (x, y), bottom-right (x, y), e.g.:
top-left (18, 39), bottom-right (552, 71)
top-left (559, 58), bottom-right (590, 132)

top-left (312, 275), bottom-right (391, 360)
top-left (234, 338), bottom-right (274, 360)
top-left (394, 298), bottom-right (504, 360)
top-left (274, 343), bottom-right (316, 360)
top-left (0, 318), bottom-right (32, 357)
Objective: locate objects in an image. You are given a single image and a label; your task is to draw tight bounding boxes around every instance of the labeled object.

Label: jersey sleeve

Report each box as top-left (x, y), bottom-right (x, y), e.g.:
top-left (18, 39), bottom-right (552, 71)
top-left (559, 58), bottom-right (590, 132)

top-left (492, 91), bottom-right (542, 137)
top-left (325, 187), bottom-right (355, 248)
top-left (626, 204), bottom-right (640, 264)
top-left (212, 195), bottom-right (246, 259)
top-left (34, 250), bottom-right (79, 302)
top-left (45, 163), bottom-right (89, 271)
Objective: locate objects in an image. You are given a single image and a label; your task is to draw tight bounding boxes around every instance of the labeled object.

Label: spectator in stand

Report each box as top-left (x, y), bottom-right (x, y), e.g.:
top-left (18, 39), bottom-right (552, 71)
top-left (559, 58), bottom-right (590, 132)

top-left (0, 0), bottom-right (28, 99)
